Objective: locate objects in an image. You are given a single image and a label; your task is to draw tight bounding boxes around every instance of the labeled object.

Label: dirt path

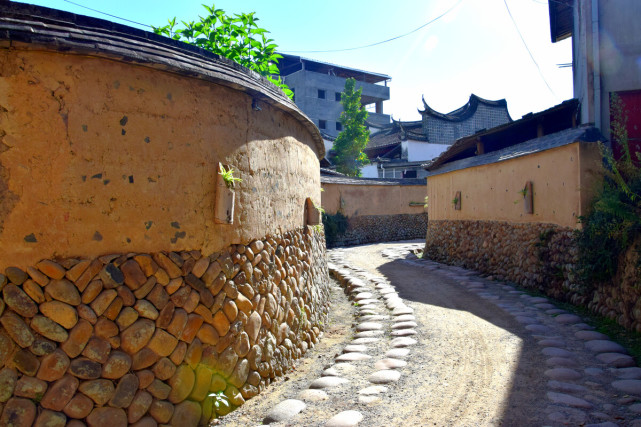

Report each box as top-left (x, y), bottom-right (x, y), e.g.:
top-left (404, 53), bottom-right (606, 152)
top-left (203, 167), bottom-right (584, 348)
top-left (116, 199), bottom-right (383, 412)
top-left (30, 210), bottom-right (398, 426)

top-left (217, 241), bottom-right (641, 426)
top-left (336, 241), bottom-right (546, 426)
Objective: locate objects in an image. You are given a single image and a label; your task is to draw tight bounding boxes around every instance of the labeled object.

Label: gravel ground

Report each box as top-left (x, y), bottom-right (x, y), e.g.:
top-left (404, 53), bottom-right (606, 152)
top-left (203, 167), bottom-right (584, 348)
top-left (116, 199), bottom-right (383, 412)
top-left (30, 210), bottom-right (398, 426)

top-left (216, 240), bottom-right (641, 426)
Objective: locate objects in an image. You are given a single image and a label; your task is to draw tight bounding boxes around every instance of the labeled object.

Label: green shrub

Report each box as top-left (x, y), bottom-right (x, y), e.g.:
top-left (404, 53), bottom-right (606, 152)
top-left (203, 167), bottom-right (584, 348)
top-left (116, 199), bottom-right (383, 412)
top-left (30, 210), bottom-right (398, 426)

top-left (322, 212), bottom-right (348, 246)
top-left (577, 94), bottom-right (641, 288)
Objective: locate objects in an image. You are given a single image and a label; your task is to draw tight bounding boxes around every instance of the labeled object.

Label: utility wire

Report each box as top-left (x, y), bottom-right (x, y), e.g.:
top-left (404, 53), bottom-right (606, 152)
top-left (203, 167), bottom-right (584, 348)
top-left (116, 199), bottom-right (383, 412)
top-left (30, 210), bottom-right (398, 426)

top-left (281, 0), bottom-right (464, 54)
top-left (62, 0), bottom-right (152, 28)
top-left (503, 0), bottom-right (556, 96)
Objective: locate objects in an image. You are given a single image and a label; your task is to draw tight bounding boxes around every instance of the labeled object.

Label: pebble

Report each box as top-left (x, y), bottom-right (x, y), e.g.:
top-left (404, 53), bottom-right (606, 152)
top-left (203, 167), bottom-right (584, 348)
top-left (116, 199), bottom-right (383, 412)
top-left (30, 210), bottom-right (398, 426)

top-left (544, 368), bottom-right (582, 381)
top-left (390, 337), bottom-right (417, 348)
top-left (385, 348), bottom-right (410, 358)
top-left (613, 367), bottom-right (641, 379)
top-left (596, 353), bottom-right (636, 368)
top-left (611, 379), bottom-right (641, 395)
top-left (546, 392), bottom-right (592, 409)
top-left (375, 358), bottom-right (407, 370)
top-left (391, 321), bottom-right (418, 329)
top-left (548, 380), bottom-right (587, 393)
top-left (368, 370), bottom-right (401, 384)
top-left (555, 314), bottom-right (583, 324)
top-left (343, 345), bottom-right (368, 353)
top-left (575, 331), bottom-right (609, 340)
top-left (263, 399), bottom-right (306, 423)
top-left (585, 340), bottom-right (627, 354)
top-left (355, 322), bottom-right (383, 332)
top-left (392, 306), bottom-right (414, 316)
top-left (325, 410), bottom-right (364, 427)
top-left (335, 353), bottom-right (371, 362)
top-left (309, 377), bottom-right (349, 389)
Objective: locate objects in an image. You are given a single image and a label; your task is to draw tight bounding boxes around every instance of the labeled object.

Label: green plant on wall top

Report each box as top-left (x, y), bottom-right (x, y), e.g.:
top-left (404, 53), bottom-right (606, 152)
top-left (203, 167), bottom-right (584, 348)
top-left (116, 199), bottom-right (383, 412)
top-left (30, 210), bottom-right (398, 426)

top-left (219, 164), bottom-right (242, 189)
top-left (152, 4), bottom-right (292, 99)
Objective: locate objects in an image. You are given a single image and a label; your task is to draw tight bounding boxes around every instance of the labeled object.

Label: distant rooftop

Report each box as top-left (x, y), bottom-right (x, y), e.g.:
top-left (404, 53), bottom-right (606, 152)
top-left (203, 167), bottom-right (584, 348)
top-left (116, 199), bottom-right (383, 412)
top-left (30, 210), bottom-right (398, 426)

top-left (425, 98), bottom-right (580, 171)
top-left (321, 175), bottom-right (426, 186)
top-left (420, 94), bottom-right (511, 122)
top-left (277, 53), bottom-right (391, 84)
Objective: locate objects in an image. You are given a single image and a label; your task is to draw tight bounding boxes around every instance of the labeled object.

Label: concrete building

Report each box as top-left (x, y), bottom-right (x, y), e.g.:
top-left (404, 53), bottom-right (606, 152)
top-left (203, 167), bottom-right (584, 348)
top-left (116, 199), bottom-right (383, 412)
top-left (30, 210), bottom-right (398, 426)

top-left (277, 54), bottom-right (391, 138)
top-left (549, 0), bottom-right (641, 153)
top-left (362, 94), bottom-right (512, 178)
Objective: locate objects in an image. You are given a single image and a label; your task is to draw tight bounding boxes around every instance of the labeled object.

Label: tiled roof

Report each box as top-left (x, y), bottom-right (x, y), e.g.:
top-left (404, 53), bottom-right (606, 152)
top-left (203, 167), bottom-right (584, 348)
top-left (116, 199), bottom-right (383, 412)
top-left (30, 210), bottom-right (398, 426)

top-left (321, 175), bottom-right (425, 186)
top-left (365, 120), bottom-right (427, 151)
top-left (425, 99), bottom-right (579, 170)
top-left (419, 94), bottom-right (511, 122)
top-left (425, 126), bottom-right (603, 177)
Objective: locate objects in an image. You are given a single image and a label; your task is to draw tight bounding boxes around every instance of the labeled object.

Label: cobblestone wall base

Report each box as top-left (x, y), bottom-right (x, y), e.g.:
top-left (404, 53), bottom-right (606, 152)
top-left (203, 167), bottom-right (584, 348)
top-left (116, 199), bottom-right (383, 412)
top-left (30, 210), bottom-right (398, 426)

top-left (424, 219), bottom-right (641, 333)
top-left (327, 213), bottom-right (428, 248)
top-left (0, 227), bottom-right (329, 426)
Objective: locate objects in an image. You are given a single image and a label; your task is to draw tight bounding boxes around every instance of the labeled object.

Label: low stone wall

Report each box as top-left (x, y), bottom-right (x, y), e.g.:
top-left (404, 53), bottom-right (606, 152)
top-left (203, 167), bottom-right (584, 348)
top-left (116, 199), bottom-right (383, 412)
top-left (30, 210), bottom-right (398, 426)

top-left (424, 219), bottom-right (641, 333)
top-left (0, 227), bottom-right (329, 426)
top-left (328, 213), bottom-right (428, 248)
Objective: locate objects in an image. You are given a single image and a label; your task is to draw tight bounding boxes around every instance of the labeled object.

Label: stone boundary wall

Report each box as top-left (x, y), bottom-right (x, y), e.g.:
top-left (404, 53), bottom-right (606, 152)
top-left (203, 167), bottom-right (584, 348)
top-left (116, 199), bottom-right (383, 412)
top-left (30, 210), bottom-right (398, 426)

top-left (424, 219), bottom-right (641, 333)
top-left (0, 227), bottom-right (329, 426)
top-left (328, 213), bottom-right (428, 248)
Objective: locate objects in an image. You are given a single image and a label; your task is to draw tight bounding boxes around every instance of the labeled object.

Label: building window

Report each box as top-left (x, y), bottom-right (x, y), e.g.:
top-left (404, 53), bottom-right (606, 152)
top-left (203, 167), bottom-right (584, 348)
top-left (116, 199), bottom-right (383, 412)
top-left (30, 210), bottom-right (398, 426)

top-left (336, 122), bottom-right (342, 131)
top-left (335, 92), bottom-right (341, 102)
top-left (318, 89), bottom-right (325, 99)
top-left (319, 120), bottom-right (326, 130)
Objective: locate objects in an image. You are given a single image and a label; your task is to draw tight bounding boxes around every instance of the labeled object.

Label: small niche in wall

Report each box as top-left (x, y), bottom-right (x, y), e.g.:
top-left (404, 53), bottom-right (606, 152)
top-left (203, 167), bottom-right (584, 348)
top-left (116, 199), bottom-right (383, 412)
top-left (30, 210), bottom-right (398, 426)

top-left (214, 163), bottom-right (237, 224)
top-left (453, 191), bottom-right (462, 211)
top-left (522, 181), bottom-right (534, 214)
top-left (305, 197), bottom-right (321, 226)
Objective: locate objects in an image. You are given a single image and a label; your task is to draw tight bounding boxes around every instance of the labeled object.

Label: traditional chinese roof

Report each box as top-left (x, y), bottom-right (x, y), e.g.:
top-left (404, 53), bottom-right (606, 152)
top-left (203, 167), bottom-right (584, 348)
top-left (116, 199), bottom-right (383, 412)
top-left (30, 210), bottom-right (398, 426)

top-left (425, 126), bottom-right (603, 177)
top-left (425, 99), bottom-right (582, 173)
top-left (419, 94), bottom-right (510, 122)
top-left (366, 120), bottom-right (427, 151)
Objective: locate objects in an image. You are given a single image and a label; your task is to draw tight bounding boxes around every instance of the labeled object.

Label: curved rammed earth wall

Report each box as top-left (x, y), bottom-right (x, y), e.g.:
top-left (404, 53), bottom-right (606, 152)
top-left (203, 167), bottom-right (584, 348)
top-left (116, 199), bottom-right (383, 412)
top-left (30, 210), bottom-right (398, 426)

top-left (0, 4), bottom-right (329, 426)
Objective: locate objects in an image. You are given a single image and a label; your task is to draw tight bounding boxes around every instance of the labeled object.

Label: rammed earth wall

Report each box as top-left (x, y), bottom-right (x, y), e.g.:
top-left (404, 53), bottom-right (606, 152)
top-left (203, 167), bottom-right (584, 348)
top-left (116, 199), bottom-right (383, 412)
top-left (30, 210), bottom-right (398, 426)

top-left (0, 4), bottom-right (330, 426)
top-left (425, 220), bottom-right (641, 333)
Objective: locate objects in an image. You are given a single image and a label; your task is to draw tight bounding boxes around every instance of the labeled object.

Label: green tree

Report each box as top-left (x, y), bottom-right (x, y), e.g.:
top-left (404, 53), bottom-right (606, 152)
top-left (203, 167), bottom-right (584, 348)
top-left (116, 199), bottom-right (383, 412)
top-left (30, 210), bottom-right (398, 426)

top-left (152, 4), bottom-right (292, 98)
top-left (333, 78), bottom-right (370, 176)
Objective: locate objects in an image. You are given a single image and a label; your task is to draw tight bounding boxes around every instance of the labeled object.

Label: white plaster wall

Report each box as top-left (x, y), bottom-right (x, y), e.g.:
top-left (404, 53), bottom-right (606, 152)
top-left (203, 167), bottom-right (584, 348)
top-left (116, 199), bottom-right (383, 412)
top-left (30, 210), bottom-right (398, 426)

top-left (361, 164), bottom-right (379, 178)
top-left (406, 141), bottom-right (450, 162)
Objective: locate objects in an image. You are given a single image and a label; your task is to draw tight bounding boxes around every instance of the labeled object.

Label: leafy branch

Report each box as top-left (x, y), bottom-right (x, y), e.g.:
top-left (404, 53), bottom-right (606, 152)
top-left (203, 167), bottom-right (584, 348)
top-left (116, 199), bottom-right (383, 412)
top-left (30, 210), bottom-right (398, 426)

top-left (152, 4), bottom-right (292, 98)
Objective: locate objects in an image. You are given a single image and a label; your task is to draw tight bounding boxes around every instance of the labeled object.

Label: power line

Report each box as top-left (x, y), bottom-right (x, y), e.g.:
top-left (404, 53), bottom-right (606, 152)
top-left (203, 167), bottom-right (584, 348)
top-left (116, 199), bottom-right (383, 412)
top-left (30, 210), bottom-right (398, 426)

top-left (503, 0), bottom-right (556, 96)
top-left (62, 0), bottom-right (152, 28)
top-left (281, 0), bottom-right (464, 54)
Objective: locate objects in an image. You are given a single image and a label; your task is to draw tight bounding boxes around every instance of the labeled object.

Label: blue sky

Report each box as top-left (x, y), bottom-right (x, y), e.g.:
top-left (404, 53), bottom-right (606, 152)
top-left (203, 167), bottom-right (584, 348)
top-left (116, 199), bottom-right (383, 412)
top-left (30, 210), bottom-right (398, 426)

top-left (21, 0), bottom-right (573, 121)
